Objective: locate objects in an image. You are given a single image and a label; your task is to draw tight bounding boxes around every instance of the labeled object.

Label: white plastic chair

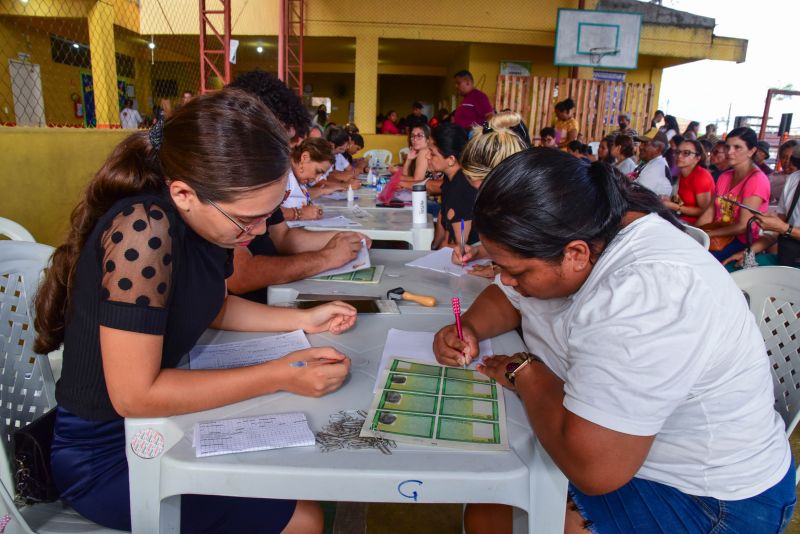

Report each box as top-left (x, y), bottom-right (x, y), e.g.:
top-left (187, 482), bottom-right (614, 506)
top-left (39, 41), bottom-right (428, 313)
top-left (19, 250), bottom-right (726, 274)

top-left (398, 147), bottom-right (410, 163)
top-left (0, 241), bottom-right (116, 533)
top-left (363, 149), bottom-right (392, 168)
top-left (683, 224), bottom-right (710, 250)
top-left (0, 217), bottom-right (35, 242)
top-left (730, 266), bottom-right (800, 437)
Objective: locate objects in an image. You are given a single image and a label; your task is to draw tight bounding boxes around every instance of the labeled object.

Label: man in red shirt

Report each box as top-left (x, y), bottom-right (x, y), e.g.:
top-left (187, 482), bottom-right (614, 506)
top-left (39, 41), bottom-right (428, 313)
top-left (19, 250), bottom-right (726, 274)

top-left (452, 70), bottom-right (494, 130)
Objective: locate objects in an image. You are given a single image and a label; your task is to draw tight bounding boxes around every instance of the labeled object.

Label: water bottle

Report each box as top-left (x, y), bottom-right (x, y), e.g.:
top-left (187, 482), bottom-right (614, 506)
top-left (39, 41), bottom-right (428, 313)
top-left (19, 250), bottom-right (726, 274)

top-left (346, 184), bottom-right (354, 206)
top-left (412, 183), bottom-right (427, 225)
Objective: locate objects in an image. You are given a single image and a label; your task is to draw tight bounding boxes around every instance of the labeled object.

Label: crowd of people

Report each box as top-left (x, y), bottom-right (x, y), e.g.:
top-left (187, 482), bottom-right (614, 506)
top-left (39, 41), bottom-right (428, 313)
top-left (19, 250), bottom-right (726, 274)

top-left (36, 67), bottom-right (797, 534)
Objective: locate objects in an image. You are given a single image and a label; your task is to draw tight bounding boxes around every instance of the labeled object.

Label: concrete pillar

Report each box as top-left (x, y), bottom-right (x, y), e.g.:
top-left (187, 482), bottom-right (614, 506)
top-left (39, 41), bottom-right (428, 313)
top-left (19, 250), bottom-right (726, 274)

top-left (136, 57), bottom-right (152, 117)
top-left (354, 34), bottom-right (378, 134)
top-left (88, 0), bottom-right (119, 128)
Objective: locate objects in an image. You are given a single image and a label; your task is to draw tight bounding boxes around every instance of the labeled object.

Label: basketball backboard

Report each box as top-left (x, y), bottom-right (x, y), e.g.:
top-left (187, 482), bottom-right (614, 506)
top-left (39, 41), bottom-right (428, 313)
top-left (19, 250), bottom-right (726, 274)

top-left (554, 9), bottom-right (642, 70)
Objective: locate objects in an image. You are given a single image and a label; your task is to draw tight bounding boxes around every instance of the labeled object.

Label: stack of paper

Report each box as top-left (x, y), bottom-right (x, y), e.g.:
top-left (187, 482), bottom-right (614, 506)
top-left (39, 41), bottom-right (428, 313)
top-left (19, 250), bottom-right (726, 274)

top-left (374, 329), bottom-right (492, 392)
top-left (286, 215), bottom-right (362, 228)
top-left (189, 330), bottom-right (311, 370)
top-left (313, 239), bottom-right (371, 278)
top-left (361, 358), bottom-right (509, 451)
top-left (192, 413), bottom-right (316, 457)
top-left (405, 248), bottom-right (492, 277)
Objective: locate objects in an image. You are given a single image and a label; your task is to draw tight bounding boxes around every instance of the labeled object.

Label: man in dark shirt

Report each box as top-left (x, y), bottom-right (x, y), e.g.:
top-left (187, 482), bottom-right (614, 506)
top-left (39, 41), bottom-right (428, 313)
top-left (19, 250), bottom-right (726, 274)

top-left (405, 101), bottom-right (428, 131)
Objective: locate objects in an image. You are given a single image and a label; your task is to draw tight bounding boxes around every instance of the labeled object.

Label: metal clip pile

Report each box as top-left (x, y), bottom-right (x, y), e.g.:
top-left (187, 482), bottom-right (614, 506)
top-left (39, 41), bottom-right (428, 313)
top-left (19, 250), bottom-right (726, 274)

top-left (316, 410), bottom-right (396, 455)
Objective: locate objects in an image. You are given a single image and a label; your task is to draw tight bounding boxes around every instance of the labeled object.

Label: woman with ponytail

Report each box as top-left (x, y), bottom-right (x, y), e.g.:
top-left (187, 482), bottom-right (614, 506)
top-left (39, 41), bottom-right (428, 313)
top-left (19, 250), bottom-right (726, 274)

top-left (36, 89), bottom-right (356, 533)
top-left (433, 149), bottom-right (794, 533)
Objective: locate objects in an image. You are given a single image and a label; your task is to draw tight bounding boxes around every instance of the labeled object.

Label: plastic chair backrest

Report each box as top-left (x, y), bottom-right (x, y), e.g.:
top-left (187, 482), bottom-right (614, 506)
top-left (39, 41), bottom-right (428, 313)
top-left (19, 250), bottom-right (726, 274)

top-left (363, 149), bottom-right (392, 167)
top-left (0, 241), bottom-right (57, 498)
top-left (398, 147), bottom-right (410, 162)
top-left (683, 225), bottom-right (710, 250)
top-left (730, 266), bottom-right (800, 435)
top-left (0, 217), bottom-right (35, 242)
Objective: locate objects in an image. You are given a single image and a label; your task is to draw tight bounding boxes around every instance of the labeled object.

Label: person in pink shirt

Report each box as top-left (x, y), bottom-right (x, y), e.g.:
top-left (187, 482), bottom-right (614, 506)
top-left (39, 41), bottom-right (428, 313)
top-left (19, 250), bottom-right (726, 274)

top-left (381, 110), bottom-right (400, 135)
top-left (452, 70), bottom-right (494, 130)
top-left (697, 127), bottom-right (770, 261)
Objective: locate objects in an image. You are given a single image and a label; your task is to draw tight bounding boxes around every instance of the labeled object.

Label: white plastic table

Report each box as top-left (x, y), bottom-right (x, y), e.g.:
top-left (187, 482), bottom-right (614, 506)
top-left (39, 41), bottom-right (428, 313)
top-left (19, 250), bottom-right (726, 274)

top-left (267, 249), bottom-right (491, 312)
top-left (125, 313), bottom-right (567, 534)
top-left (298, 206), bottom-right (434, 250)
top-left (316, 187), bottom-right (413, 210)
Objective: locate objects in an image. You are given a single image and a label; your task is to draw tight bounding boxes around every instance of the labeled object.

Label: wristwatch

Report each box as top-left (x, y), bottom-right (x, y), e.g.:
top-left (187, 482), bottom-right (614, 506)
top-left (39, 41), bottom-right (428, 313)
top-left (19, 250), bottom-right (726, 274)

top-left (504, 352), bottom-right (543, 385)
top-left (784, 225), bottom-right (794, 239)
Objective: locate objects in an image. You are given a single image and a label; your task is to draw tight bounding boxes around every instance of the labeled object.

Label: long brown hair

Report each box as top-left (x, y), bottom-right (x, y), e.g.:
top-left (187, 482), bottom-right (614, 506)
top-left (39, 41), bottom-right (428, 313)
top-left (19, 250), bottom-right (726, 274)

top-left (34, 88), bottom-right (289, 354)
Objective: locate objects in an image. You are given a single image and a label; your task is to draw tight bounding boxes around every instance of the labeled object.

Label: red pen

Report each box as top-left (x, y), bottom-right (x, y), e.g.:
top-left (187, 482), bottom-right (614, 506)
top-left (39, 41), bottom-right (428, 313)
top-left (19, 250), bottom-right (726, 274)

top-left (452, 297), bottom-right (466, 367)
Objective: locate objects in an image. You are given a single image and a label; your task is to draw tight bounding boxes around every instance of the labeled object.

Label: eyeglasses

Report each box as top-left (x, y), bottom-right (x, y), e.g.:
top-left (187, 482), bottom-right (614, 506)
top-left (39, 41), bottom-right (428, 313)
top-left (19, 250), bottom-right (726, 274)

top-left (410, 133), bottom-right (426, 139)
top-left (676, 150), bottom-right (700, 158)
top-left (207, 190), bottom-right (291, 237)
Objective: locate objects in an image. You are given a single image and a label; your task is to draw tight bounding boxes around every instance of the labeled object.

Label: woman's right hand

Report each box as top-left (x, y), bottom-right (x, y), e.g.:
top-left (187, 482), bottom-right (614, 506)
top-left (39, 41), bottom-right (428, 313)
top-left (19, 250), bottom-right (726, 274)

top-left (280, 347), bottom-right (351, 397)
top-left (300, 204), bottom-right (323, 220)
top-left (451, 244), bottom-right (477, 265)
top-left (407, 148), bottom-right (418, 161)
top-left (722, 250), bottom-right (745, 267)
top-left (433, 324), bottom-right (480, 367)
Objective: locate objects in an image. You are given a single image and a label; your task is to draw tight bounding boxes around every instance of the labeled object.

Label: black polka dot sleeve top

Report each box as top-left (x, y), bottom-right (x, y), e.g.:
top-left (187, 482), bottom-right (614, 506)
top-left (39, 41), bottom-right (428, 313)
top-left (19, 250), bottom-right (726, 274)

top-left (57, 192), bottom-right (233, 421)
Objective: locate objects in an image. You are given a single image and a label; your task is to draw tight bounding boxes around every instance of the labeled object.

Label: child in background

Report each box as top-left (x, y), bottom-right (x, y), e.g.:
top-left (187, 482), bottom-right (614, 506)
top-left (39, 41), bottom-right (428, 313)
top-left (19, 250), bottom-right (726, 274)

top-left (553, 98), bottom-right (578, 148)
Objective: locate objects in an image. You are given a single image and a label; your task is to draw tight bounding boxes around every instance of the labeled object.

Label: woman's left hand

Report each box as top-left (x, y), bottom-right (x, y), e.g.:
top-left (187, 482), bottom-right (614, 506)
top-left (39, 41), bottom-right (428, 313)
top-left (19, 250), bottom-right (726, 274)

top-left (302, 301), bottom-right (357, 334)
top-left (754, 212), bottom-right (789, 234)
top-left (475, 355), bottom-right (517, 390)
top-left (663, 199), bottom-right (680, 211)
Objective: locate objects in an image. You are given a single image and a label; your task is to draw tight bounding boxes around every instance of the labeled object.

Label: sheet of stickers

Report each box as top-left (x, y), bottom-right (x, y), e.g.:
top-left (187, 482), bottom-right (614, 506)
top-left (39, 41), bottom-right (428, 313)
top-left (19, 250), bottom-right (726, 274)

top-left (360, 358), bottom-right (509, 451)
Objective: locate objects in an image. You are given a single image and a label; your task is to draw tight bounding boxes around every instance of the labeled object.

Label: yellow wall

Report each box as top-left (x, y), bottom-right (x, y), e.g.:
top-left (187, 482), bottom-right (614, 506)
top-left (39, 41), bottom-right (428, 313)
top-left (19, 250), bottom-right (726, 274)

top-left (304, 72), bottom-right (354, 125)
top-left (0, 127), bottom-right (130, 245)
top-left (355, 134), bottom-right (410, 164)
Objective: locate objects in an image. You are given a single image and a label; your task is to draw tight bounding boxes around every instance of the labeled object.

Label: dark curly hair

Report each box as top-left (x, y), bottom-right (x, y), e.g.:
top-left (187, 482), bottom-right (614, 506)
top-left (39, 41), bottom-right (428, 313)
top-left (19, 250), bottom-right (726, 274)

top-left (228, 69), bottom-right (311, 138)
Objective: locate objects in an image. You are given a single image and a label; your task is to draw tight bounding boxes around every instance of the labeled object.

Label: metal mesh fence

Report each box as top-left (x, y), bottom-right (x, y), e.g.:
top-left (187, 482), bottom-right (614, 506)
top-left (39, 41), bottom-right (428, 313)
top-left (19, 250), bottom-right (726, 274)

top-left (0, 0), bottom-right (202, 128)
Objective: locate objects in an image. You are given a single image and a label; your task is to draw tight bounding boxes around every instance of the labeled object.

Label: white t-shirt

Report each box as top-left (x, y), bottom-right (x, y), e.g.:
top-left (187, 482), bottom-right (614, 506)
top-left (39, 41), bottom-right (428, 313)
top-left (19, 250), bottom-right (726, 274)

top-left (615, 157), bottom-right (637, 176)
top-left (119, 108), bottom-right (142, 129)
top-left (282, 169), bottom-right (308, 209)
top-left (636, 155), bottom-right (672, 197)
top-left (494, 214), bottom-right (790, 500)
top-left (334, 153), bottom-right (350, 172)
top-left (777, 170), bottom-right (800, 225)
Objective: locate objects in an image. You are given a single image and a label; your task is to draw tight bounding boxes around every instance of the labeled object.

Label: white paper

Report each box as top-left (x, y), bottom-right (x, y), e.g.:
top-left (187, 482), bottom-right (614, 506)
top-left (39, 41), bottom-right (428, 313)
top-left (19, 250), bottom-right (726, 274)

top-left (373, 329), bottom-right (493, 391)
top-left (393, 190), bottom-right (412, 202)
top-left (320, 191), bottom-right (349, 200)
top-left (286, 215), bottom-right (362, 228)
top-left (192, 413), bottom-right (315, 458)
top-left (189, 330), bottom-right (311, 370)
top-left (313, 239), bottom-right (370, 278)
top-left (405, 247), bottom-right (492, 277)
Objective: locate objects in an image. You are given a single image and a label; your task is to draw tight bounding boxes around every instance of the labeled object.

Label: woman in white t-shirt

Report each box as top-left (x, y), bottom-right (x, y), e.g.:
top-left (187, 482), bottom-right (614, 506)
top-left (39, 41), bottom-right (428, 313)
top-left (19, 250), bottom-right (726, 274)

top-left (433, 149), bottom-right (795, 534)
top-left (280, 137), bottom-right (340, 222)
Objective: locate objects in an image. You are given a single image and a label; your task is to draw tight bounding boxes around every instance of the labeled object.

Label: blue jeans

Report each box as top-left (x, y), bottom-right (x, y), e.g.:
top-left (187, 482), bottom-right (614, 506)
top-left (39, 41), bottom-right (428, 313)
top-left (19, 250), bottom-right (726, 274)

top-left (711, 238), bottom-right (747, 262)
top-left (569, 462), bottom-right (796, 533)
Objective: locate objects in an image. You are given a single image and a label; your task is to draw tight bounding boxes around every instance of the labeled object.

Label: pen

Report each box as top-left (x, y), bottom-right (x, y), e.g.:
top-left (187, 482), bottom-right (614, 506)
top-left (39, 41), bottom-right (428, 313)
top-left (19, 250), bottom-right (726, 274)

top-left (452, 297), bottom-right (466, 367)
top-left (460, 218), bottom-right (465, 267)
top-left (302, 185), bottom-right (312, 206)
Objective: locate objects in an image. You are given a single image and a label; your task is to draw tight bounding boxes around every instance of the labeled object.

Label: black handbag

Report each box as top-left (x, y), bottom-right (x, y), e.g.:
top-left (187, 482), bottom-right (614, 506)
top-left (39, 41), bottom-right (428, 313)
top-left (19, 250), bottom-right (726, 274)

top-left (12, 408), bottom-right (59, 504)
top-left (778, 178), bottom-right (800, 267)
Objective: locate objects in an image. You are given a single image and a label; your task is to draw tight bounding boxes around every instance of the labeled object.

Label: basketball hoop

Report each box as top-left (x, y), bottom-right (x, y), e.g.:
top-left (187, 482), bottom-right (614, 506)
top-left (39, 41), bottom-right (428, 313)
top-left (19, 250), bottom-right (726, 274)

top-left (589, 47), bottom-right (620, 65)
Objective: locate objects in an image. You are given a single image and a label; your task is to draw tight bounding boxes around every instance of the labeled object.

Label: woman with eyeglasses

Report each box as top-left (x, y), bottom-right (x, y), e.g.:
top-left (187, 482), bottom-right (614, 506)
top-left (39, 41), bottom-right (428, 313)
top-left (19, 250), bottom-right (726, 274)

top-left (281, 137), bottom-right (341, 221)
top-left (34, 89), bottom-right (355, 533)
top-left (398, 124), bottom-right (432, 189)
top-left (662, 139), bottom-right (715, 225)
top-left (697, 127), bottom-right (771, 261)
